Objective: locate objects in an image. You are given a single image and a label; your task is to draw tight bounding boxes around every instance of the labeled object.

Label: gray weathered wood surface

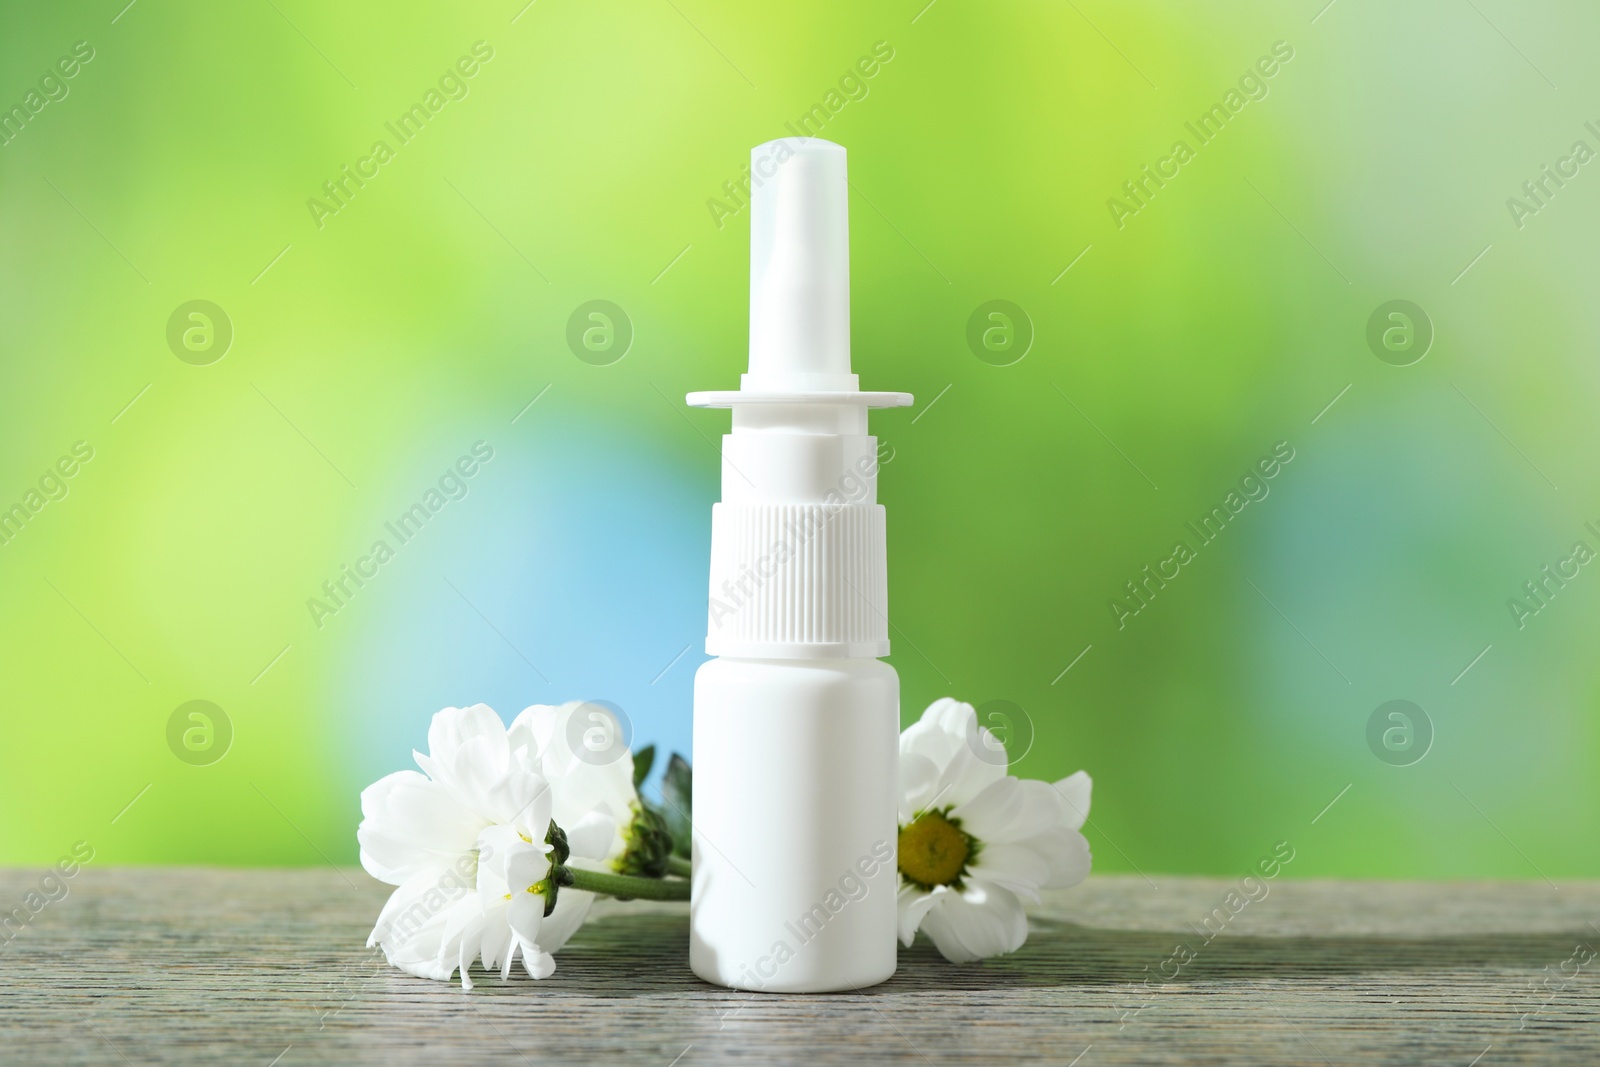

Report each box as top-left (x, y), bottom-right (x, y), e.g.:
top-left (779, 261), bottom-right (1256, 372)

top-left (1, 870), bottom-right (1596, 1065)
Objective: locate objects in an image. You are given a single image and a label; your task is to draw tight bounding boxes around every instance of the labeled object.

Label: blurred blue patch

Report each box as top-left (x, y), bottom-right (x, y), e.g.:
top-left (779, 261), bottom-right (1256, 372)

top-left (335, 408), bottom-right (710, 803)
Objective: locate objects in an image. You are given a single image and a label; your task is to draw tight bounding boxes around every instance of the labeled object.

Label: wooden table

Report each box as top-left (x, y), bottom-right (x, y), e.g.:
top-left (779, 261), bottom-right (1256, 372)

top-left (3, 869), bottom-right (1596, 1064)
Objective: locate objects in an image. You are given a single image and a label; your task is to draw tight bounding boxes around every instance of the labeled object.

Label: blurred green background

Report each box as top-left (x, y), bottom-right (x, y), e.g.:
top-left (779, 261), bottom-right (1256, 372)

top-left (2, 0), bottom-right (1595, 880)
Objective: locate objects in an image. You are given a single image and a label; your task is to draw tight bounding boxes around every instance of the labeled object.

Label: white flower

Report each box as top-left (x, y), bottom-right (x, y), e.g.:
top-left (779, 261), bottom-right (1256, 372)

top-left (358, 703), bottom-right (629, 987)
top-left (895, 698), bottom-right (1092, 963)
top-left (509, 700), bottom-right (641, 874)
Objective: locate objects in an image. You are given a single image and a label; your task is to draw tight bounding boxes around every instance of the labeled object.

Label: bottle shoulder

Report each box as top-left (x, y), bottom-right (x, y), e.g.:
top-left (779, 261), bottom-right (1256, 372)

top-left (695, 656), bottom-right (898, 684)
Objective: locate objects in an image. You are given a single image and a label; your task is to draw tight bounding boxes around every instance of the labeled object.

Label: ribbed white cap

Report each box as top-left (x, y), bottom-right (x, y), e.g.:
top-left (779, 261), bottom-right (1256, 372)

top-left (706, 502), bottom-right (888, 658)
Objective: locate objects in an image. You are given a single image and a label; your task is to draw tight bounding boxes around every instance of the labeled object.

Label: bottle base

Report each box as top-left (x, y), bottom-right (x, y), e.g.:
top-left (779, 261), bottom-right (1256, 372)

top-left (691, 954), bottom-right (896, 994)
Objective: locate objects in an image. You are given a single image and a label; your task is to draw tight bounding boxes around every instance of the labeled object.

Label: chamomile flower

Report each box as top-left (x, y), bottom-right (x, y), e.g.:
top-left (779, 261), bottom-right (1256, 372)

top-left (358, 704), bottom-right (618, 987)
top-left (896, 698), bottom-right (1093, 963)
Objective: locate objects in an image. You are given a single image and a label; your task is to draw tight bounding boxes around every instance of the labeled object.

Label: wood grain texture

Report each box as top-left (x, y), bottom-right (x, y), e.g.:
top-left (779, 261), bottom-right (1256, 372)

top-left (1, 870), bottom-right (1597, 1065)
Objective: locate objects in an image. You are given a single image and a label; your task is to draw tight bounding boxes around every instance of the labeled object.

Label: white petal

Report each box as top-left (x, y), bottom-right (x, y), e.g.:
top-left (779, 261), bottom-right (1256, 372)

top-left (369, 869), bottom-right (453, 947)
top-left (475, 825), bottom-right (525, 881)
top-left (506, 887), bottom-right (547, 946)
top-left (926, 697), bottom-right (1013, 775)
top-left (501, 839), bottom-right (554, 895)
top-left (896, 883), bottom-right (942, 946)
top-left (360, 771), bottom-right (480, 845)
top-left (482, 766), bottom-right (554, 837)
top-left (471, 896), bottom-right (512, 977)
top-left (1017, 826), bottom-right (1092, 890)
top-left (358, 770), bottom-right (486, 884)
top-left (968, 842), bottom-right (1051, 900)
top-left (421, 706), bottom-right (514, 813)
top-left (437, 894), bottom-right (492, 973)
top-left (899, 752), bottom-right (941, 821)
top-left (411, 750), bottom-right (444, 784)
top-left (427, 704), bottom-right (509, 770)
top-left (918, 882), bottom-right (1028, 963)
top-left (376, 891), bottom-right (487, 987)
top-left (481, 920), bottom-right (513, 976)
top-left (444, 736), bottom-right (516, 813)
top-left (969, 732), bottom-right (1012, 771)
top-left (496, 927), bottom-right (517, 981)
top-left (506, 703), bottom-right (563, 763)
top-left (929, 736), bottom-right (1007, 811)
top-left (920, 697), bottom-right (978, 738)
top-left (520, 946), bottom-right (556, 979)
top-left (1053, 771), bottom-right (1092, 831)
top-left (564, 810), bottom-right (618, 862)
top-left (538, 888), bottom-right (596, 953)
top-left (952, 777), bottom-right (1061, 844)
top-left (899, 698), bottom-right (974, 769)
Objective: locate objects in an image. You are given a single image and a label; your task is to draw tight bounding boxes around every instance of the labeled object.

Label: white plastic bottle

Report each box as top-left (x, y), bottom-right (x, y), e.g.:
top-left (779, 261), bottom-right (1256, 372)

top-left (687, 137), bottom-right (911, 993)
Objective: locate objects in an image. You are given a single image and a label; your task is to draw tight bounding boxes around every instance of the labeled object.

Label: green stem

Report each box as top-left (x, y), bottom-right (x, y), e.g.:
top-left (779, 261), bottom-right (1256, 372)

top-left (666, 854), bottom-right (692, 878)
top-left (562, 866), bottom-right (690, 901)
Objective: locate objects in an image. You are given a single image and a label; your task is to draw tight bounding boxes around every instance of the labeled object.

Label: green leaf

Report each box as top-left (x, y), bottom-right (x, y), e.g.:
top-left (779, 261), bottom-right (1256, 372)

top-left (659, 752), bottom-right (692, 858)
top-left (632, 743), bottom-right (655, 791)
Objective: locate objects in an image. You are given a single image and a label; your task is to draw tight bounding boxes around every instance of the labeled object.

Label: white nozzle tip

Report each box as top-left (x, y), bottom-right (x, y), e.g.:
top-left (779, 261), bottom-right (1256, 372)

top-left (748, 138), bottom-right (854, 391)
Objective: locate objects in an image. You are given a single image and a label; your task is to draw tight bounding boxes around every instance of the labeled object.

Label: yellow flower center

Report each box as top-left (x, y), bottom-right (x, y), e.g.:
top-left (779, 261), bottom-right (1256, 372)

top-left (897, 809), bottom-right (974, 889)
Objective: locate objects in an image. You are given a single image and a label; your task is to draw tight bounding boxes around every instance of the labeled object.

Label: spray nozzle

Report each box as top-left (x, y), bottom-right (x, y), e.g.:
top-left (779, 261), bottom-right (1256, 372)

top-left (689, 137), bottom-right (911, 412)
top-left (748, 138), bottom-right (852, 390)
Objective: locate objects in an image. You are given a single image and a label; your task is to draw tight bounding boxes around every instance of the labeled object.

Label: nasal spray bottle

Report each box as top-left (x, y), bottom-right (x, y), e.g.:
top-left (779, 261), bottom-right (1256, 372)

top-left (687, 137), bottom-right (911, 992)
